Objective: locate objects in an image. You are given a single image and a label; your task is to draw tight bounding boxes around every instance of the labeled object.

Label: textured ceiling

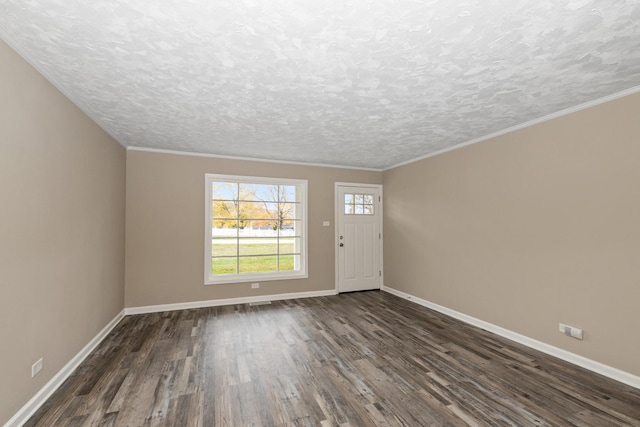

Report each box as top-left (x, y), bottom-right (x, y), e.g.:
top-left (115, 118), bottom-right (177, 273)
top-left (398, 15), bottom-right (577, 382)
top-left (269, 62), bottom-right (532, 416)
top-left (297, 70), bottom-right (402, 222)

top-left (1, 1), bottom-right (640, 169)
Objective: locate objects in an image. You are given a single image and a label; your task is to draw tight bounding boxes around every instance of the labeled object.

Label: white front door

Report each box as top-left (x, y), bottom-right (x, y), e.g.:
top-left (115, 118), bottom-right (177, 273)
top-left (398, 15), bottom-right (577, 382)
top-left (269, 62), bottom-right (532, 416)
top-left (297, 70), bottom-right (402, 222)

top-left (336, 184), bottom-right (382, 293)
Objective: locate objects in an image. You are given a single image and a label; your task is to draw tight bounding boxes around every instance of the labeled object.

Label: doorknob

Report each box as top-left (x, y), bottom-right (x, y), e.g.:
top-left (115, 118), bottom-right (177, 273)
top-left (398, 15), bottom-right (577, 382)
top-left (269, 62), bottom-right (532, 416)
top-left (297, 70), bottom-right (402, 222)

top-left (339, 243), bottom-right (344, 247)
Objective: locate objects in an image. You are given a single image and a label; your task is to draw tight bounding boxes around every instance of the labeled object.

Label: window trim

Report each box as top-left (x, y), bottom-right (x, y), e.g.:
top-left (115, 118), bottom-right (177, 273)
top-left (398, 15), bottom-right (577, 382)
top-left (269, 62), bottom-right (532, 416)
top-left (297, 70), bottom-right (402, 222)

top-left (204, 173), bottom-right (308, 285)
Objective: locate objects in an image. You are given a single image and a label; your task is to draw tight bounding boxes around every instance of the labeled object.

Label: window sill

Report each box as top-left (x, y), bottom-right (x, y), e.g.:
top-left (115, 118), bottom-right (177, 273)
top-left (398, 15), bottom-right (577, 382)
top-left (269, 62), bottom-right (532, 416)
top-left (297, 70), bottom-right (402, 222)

top-left (205, 271), bottom-right (308, 285)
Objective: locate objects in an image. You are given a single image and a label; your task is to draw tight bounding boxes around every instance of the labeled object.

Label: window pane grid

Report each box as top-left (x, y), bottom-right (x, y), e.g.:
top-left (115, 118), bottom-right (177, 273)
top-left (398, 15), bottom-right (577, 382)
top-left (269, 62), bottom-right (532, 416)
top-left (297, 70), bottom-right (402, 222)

top-left (344, 193), bottom-right (375, 215)
top-left (208, 177), bottom-right (305, 279)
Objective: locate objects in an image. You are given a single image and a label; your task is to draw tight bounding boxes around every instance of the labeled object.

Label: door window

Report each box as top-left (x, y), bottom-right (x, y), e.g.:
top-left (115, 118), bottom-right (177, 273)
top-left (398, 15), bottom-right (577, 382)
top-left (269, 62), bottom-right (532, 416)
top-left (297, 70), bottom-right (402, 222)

top-left (344, 193), bottom-right (375, 215)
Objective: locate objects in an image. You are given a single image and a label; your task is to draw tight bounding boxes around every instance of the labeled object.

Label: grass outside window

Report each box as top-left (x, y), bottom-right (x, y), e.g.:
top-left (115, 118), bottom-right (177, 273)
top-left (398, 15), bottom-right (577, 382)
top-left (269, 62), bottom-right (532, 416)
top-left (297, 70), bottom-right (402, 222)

top-left (212, 242), bottom-right (296, 275)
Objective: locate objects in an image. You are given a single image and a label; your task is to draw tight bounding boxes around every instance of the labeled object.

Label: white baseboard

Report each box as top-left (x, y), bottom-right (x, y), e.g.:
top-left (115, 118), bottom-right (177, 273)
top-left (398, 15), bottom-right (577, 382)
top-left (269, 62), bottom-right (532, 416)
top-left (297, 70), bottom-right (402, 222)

top-left (12, 286), bottom-right (635, 427)
top-left (4, 310), bottom-right (126, 427)
top-left (124, 289), bottom-right (338, 315)
top-left (5, 289), bottom-right (338, 426)
top-left (382, 286), bottom-right (640, 390)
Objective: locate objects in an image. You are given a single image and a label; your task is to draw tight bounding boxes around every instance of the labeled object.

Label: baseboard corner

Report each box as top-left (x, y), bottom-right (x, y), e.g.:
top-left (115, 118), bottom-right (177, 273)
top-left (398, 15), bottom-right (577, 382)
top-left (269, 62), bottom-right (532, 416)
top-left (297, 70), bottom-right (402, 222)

top-left (4, 309), bottom-right (125, 427)
top-left (381, 286), bottom-right (640, 390)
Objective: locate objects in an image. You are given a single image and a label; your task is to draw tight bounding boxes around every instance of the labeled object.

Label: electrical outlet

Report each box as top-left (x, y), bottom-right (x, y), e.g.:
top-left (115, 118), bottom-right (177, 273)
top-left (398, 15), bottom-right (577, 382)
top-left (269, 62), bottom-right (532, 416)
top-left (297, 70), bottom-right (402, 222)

top-left (32, 358), bottom-right (43, 378)
top-left (559, 323), bottom-right (583, 340)
top-left (251, 283), bottom-right (260, 289)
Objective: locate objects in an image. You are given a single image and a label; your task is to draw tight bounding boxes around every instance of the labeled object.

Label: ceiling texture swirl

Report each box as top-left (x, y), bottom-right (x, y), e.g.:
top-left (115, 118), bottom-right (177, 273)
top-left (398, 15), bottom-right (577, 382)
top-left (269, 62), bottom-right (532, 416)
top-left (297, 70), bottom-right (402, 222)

top-left (1, 0), bottom-right (640, 169)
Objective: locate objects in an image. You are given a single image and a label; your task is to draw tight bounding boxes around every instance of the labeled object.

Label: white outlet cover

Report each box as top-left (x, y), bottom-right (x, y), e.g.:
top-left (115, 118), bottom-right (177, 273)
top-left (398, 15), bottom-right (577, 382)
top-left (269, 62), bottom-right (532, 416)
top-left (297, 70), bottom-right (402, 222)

top-left (31, 358), bottom-right (43, 377)
top-left (559, 323), bottom-right (583, 340)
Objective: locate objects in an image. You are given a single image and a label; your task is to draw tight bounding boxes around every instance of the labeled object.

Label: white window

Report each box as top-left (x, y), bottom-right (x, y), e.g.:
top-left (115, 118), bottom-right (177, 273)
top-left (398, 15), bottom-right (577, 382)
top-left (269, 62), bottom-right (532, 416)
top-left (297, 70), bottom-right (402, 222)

top-left (204, 174), bottom-right (308, 285)
top-left (344, 193), bottom-right (375, 215)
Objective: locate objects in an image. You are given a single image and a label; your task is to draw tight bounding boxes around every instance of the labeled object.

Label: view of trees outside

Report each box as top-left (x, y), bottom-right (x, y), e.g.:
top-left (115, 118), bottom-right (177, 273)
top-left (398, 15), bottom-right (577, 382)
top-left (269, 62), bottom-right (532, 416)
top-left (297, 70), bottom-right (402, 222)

top-left (211, 182), bottom-right (301, 275)
top-left (344, 193), bottom-right (375, 215)
top-left (212, 183), bottom-right (296, 230)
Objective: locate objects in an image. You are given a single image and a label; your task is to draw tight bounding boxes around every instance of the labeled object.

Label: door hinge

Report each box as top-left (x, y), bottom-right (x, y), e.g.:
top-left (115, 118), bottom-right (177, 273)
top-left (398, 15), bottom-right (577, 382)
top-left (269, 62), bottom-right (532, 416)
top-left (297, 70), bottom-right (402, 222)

top-left (379, 270), bottom-right (382, 277)
top-left (379, 233), bottom-right (381, 239)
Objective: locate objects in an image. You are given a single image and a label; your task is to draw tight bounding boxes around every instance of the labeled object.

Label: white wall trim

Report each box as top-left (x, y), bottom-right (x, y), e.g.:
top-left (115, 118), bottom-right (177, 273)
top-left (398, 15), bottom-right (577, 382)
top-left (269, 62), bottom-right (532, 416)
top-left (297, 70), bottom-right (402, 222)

top-left (6, 290), bottom-right (336, 425)
top-left (4, 310), bottom-right (126, 427)
top-left (384, 84), bottom-right (640, 171)
top-left (127, 147), bottom-right (382, 172)
top-left (124, 289), bottom-right (337, 315)
top-left (381, 286), bottom-right (640, 390)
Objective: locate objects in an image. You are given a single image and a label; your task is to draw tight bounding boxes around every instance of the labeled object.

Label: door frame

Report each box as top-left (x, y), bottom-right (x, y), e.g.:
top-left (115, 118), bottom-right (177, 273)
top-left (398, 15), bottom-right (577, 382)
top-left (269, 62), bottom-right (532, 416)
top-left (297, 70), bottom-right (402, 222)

top-left (334, 182), bottom-right (384, 293)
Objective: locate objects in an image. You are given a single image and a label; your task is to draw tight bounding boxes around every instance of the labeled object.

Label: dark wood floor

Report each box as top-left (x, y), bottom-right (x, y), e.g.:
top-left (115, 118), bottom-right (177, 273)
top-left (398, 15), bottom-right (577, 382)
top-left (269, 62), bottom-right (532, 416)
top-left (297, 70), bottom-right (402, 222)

top-left (26, 291), bottom-right (640, 426)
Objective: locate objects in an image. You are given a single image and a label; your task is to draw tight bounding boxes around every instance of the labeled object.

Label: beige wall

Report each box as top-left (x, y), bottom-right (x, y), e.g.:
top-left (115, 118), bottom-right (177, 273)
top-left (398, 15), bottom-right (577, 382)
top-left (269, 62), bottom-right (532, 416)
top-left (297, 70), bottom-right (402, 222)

top-left (383, 92), bottom-right (640, 376)
top-left (125, 150), bottom-right (381, 307)
top-left (2, 29), bottom-right (637, 424)
top-left (0, 40), bottom-right (126, 424)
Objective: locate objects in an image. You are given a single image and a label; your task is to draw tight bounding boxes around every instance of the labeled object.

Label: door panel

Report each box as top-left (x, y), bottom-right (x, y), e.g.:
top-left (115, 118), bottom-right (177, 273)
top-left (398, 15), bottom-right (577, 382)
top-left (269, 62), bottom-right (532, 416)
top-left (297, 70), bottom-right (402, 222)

top-left (344, 223), bottom-right (356, 279)
top-left (337, 185), bottom-right (381, 293)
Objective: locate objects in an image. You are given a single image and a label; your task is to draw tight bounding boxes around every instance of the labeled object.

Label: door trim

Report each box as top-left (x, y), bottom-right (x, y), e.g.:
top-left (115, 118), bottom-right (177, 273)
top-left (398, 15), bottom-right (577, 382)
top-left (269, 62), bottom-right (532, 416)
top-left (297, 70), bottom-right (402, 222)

top-left (334, 182), bottom-right (384, 293)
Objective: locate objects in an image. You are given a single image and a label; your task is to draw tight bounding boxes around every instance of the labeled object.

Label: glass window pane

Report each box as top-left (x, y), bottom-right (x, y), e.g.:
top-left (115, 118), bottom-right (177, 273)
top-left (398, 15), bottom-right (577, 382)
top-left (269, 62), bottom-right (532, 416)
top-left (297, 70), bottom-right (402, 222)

top-left (345, 204), bottom-right (353, 215)
top-left (212, 239), bottom-right (237, 257)
top-left (212, 182), bottom-right (237, 200)
top-left (212, 257), bottom-right (237, 275)
top-left (212, 224), bottom-right (237, 237)
top-left (237, 221), bottom-right (275, 237)
top-left (212, 200), bottom-right (235, 219)
top-left (212, 218), bottom-right (237, 230)
top-left (261, 202), bottom-right (279, 219)
top-left (278, 220), bottom-right (299, 236)
top-left (238, 220), bottom-right (278, 238)
top-left (238, 217), bottom-right (274, 231)
top-left (364, 204), bottom-right (374, 215)
top-left (278, 202), bottom-right (298, 220)
top-left (363, 194), bottom-right (374, 204)
top-left (239, 256), bottom-right (277, 273)
top-left (279, 254), bottom-right (300, 272)
top-left (237, 183), bottom-right (254, 201)
top-left (344, 194), bottom-right (353, 204)
top-left (238, 238), bottom-right (278, 256)
top-left (237, 201), bottom-right (268, 221)
top-left (355, 194), bottom-right (364, 204)
top-left (279, 185), bottom-right (297, 202)
top-left (278, 237), bottom-right (300, 254)
top-left (240, 183), bottom-right (279, 202)
top-left (355, 205), bottom-right (364, 214)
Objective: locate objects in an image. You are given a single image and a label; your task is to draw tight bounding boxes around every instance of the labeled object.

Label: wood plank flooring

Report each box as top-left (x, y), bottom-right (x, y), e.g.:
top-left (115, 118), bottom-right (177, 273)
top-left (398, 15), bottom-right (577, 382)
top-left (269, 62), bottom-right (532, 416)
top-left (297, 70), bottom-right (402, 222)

top-left (25, 291), bottom-right (640, 426)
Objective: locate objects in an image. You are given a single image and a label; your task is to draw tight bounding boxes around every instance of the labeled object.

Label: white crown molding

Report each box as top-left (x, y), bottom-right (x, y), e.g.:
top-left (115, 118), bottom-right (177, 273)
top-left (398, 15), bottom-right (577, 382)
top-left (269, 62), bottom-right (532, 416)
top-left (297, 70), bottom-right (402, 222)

top-left (384, 84), bottom-right (640, 171)
top-left (4, 310), bottom-right (126, 427)
top-left (127, 147), bottom-right (383, 172)
top-left (4, 20), bottom-right (639, 173)
top-left (124, 289), bottom-right (337, 315)
top-left (381, 285), bottom-right (640, 390)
